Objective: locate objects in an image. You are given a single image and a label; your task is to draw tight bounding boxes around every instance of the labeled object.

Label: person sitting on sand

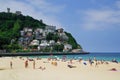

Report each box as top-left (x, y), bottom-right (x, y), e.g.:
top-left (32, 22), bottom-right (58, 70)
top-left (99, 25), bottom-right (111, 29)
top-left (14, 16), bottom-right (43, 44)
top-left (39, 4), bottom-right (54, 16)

top-left (38, 66), bottom-right (46, 71)
top-left (67, 63), bottom-right (76, 68)
top-left (109, 68), bottom-right (117, 71)
top-left (112, 58), bottom-right (118, 63)
top-left (51, 61), bottom-right (57, 66)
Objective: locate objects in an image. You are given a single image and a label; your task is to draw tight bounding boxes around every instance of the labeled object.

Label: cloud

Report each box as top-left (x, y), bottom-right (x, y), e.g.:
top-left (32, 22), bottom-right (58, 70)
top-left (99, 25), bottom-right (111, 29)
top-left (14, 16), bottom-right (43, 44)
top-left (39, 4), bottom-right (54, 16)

top-left (0, 0), bottom-right (65, 27)
top-left (25, 0), bottom-right (65, 13)
top-left (78, 1), bottom-right (120, 30)
top-left (81, 10), bottom-right (120, 30)
top-left (115, 0), bottom-right (120, 9)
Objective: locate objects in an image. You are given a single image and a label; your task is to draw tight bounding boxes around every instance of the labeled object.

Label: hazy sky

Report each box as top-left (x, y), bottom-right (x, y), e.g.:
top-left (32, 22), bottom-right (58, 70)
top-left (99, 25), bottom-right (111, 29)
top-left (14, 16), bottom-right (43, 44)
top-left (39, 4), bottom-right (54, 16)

top-left (0, 0), bottom-right (120, 52)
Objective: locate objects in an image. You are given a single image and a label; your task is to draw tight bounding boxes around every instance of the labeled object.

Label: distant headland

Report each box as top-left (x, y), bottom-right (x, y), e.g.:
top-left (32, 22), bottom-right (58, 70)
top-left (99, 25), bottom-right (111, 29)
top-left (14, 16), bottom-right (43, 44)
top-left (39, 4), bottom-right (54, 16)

top-left (0, 8), bottom-right (85, 54)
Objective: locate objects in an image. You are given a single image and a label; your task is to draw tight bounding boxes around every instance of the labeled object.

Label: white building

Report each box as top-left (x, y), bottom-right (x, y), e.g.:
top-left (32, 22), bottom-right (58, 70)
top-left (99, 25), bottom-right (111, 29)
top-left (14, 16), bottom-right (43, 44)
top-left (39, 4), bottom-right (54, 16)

top-left (16, 11), bottom-right (22, 15)
top-left (20, 30), bottom-right (25, 36)
top-left (23, 27), bottom-right (33, 32)
top-left (49, 40), bottom-right (55, 45)
top-left (30, 40), bottom-right (39, 46)
top-left (57, 28), bottom-right (64, 33)
top-left (40, 40), bottom-right (50, 47)
top-left (63, 44), bottom-right (72, 52)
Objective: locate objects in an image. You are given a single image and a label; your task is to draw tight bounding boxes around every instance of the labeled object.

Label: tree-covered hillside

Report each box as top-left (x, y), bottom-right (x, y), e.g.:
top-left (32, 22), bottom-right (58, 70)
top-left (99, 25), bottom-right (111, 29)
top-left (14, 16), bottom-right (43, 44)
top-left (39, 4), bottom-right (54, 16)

top-left (0, 12), bottom-right (46, 49)
top-left (0, 12), bottom-right (82, 51)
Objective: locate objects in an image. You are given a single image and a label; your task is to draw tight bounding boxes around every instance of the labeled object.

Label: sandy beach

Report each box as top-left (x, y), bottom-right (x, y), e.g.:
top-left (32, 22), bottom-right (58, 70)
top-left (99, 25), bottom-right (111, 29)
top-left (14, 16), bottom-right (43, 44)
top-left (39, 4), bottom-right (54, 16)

top-left (0, 57), bottom-right (120, 80)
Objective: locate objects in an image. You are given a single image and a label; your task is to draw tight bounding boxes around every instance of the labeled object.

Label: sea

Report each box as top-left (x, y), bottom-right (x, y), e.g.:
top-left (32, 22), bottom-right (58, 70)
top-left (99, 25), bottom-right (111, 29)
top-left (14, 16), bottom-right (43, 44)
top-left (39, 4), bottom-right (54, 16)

top-left (31, 53), bottom-right (120, 62)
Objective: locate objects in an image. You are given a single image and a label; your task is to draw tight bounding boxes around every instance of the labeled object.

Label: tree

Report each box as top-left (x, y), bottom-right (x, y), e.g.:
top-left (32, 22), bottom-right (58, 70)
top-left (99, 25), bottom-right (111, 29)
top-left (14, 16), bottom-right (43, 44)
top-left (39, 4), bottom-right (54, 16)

top-left (46, 33), bottom-right (59, 42)
top-left (53, 44), bottom-right (64, 52)
top-left (12, 19), bottom-right (21, 38)
top-left (65, 32), bottom-right (81, 49)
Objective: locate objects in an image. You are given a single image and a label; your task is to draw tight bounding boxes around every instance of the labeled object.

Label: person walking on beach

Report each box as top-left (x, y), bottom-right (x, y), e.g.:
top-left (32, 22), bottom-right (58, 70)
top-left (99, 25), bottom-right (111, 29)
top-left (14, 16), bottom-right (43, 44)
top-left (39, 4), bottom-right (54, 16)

top-left (33, 60), bottom-right (35, 69)
top-left (10, 61), bottom-right (13, 69)
top-left (25, 60), bottom-right (28, 68)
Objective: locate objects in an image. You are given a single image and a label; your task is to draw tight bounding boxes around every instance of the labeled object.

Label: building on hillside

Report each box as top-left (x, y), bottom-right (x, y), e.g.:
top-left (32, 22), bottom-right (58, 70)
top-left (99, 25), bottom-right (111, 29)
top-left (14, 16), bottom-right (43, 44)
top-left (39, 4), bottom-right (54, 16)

top-left (57, 28), bottom-right (64, 33)
top-left (20, 30), bottom-right (25, 36)
top-left (39, 40), bottom-right (50, 49)
top-left (26, 31), bottom-right (32, 37)
top-left (34, 28), bottom-right (43, 40)
top-left (72, 49), bottom-right (83, 53)
top-left (49, 40), bottom-right (55, 46)
top-left (45, 25), bottom-right (56, 33)
top-left (23, 27), bottom-right (33, 32)
top-left (18, 37), bottom-right (24, 45)
top-left (63, 44), bottom-right (72, 52)
top-left (23, 27), bottom-right (28, 32)
top-left (15, 11), bottom-right (22, 15)
top-left (24, 28), bottom-right (33, 37)
top-left (30, 40), bottom-right (39, 46)
top-left (59, 32), bottom-right (68, 41)
top-left (7, 8), bottom-right (10, 13)
top-left (42, 31), bottom-right (47, 37)
top-left (35, 28), bottom-right (43, 33)
top-left (56, 39), bottom-right (61, 45)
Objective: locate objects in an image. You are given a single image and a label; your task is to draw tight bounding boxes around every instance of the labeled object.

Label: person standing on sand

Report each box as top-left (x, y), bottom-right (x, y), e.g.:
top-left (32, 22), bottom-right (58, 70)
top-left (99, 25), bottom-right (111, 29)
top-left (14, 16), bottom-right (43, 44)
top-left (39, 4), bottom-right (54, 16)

top-left (10, 61), bottom-right (13, 69)
top-left (25, 60), bottom-right (28, 68)
top-left (33, 60), bottom-right (35, 69)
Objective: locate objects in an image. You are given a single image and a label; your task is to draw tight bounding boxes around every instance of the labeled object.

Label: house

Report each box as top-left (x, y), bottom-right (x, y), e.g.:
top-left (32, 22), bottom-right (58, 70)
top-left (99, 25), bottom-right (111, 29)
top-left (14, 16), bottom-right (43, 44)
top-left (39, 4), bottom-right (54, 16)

top-left (63, 44), bottom-right (72, 52)
top-left (23, 27), bottom-right (33, 32)
top-left (41, 40), bottom-right (48, 44)
top-left (40, 40), bottom-right (50, 47)
top-left (45, 25), bottom-right (56, 33)
top-left (30, 40), bottom-right (39, 46)
top-left (20, 30), bottom-right (25, 36)
top-left (57, 28), bottom-right (64, 33)
top-left (49, 40), bottom-right (55, 46)
top-left (56, 40), bottom-right (61, 45)
top-left (18, 37), bottom-right (24, 45)
top-left (26, 31), bottom-right (32, 37)
top-left (34, 28), bottom-right (44, 40)
top-left (15, 11), bottom-right (22, 15)
top-left (25, 28), bottom-right (33, 37)
top-left (35, 28), bottom-right (43, 33)
top-left (35, 30), bottom-right (40, 39)
top-left (23, 27), bottom-right (29, 32)
top-left (42, 31), bottom-right (47, 37)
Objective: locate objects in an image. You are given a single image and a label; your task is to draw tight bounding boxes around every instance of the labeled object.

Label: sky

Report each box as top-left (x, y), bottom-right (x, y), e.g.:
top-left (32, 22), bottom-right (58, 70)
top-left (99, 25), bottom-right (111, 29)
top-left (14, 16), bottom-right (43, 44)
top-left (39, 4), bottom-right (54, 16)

top-left (0, 0), bottom-right (120, 52)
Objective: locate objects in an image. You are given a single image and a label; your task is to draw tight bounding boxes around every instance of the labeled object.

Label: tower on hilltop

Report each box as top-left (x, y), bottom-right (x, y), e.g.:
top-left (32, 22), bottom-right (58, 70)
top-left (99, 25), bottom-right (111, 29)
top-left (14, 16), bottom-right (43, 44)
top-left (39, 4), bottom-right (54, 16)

top-left (7, 8), bottom-right (10, 13)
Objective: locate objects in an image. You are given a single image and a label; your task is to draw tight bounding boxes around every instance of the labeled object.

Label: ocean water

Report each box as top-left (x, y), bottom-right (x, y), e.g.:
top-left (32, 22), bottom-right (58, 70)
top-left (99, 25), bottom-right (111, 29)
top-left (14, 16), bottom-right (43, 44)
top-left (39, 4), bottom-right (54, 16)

top-left (31, 53), bottom-right (120, 62)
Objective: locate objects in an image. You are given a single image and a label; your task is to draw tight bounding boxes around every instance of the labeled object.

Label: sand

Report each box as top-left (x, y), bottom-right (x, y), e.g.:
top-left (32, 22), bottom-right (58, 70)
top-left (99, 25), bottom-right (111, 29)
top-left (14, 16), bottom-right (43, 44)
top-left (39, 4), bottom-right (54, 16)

top-left (0, 57), bottom-right (120, 80)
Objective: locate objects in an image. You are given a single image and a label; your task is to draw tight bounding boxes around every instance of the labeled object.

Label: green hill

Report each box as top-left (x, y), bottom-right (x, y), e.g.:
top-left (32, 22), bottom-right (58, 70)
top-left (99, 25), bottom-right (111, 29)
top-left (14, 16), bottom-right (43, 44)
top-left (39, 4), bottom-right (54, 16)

top-left (0, 12), bottom-right (82, 52)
